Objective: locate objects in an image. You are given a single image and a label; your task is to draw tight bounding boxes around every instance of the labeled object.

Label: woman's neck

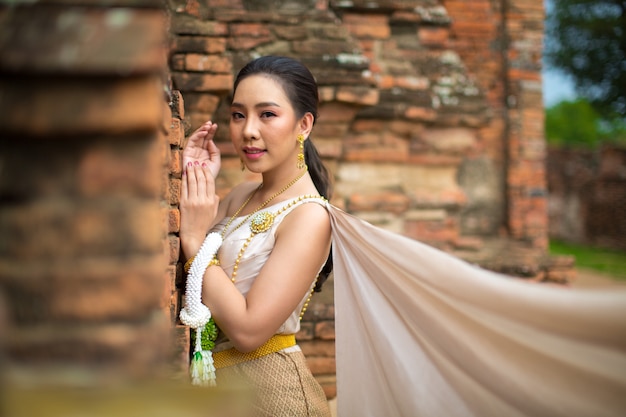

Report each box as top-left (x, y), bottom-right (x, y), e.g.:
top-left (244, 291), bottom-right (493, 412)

top-left (258, 167), bottom-right (308, 198)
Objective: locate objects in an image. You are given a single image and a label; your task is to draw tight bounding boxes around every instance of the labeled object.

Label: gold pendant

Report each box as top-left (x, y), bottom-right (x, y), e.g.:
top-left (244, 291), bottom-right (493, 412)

top-left (250, 211), bottom-right (274, 234)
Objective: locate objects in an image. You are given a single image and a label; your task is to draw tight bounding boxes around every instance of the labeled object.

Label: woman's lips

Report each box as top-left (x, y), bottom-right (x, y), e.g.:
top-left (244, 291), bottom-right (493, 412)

top-left (243, 148), bottom-right (266, 160)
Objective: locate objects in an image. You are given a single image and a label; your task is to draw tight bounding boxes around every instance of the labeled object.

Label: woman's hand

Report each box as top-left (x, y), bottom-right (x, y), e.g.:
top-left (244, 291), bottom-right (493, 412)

top-left (180, 121), bottom-right (221, 258)
top-left (182, 121), bottom-right (221, 179)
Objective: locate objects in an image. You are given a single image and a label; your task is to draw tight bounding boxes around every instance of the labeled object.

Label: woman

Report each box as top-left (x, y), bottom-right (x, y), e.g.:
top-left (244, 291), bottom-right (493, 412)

top-left (179, 56), bottom-right (626, 417)
top-left (179, 56), bottom-right (333, 416)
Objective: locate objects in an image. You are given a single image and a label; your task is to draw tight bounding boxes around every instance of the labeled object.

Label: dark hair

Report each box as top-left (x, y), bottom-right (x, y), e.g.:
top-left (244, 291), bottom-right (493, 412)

top-left (233, 56), bottom-right (333, 292)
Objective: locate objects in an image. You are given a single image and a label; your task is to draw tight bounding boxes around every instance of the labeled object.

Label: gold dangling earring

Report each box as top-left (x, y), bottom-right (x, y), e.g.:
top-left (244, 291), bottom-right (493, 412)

top-left (297, 134), bottom-right (306, 169)
top-left (240, 159), bottom-right (245, 172)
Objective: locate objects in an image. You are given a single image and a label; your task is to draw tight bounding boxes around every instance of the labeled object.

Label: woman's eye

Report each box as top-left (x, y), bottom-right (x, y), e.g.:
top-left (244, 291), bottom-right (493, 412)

top-left (231, 112), bottom-right (244, 120)
top-left (260, 111), bottom-right (276, 118)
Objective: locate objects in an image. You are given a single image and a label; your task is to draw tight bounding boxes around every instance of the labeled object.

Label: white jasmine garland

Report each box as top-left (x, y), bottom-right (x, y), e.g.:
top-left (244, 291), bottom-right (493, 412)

top-left (179, 232), bottom-right (222, 386)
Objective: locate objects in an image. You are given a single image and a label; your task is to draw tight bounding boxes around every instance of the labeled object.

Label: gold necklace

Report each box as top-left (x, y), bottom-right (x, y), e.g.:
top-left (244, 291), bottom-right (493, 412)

top-left (220, 167), bottom-right (308, 241)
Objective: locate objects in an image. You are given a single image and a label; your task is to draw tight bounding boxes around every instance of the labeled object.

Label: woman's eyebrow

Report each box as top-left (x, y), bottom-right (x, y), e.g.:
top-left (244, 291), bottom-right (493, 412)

top-left (231, 101), bottom-right (281, 108)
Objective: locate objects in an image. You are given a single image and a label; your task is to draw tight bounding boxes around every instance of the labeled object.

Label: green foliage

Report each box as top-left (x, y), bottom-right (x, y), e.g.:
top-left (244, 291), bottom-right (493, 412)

top-left (545, 99), bottom-right (602, 147)
top-left (546, 98), bottom-right (626, 148)
top-left (190, 318), bottom-right (218, 351)
top-left (550, 240), bottom-right (626, 280)
top-left (545, 0), bottom-right (626, 117)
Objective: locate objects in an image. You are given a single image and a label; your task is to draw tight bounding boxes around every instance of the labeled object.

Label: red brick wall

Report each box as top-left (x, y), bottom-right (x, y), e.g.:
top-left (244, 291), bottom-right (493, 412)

top-left (0, 0), bottom-right (173, 386)
top-left (548, 146), bottom-right (626, 251)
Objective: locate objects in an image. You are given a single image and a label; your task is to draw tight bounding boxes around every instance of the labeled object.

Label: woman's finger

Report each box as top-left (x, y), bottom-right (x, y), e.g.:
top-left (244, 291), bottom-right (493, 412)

top-left (186, 162), bottom-right (198, 197)
top-left (185, 122), bottom-right (212, 149)
top-left (206, 139), bottom-right (222, 178)
top-left (194, 162), bottom-right (207, 197)
top-left (203, 163), bottom-right (216, 197)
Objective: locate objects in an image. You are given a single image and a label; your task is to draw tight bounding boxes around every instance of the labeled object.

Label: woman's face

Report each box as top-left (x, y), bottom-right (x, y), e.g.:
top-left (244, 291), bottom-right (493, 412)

top-left (230, 74), bottom-right (303, 174)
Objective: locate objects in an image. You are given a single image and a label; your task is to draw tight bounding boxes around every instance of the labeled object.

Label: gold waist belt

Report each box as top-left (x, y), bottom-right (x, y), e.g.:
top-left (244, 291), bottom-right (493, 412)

top-left (213, 334), bottom-right (296, 369)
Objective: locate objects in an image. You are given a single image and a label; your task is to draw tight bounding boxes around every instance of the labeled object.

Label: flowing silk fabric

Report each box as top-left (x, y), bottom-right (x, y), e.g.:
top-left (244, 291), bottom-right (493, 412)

top-left (327, 206), bottom-right (626, 417)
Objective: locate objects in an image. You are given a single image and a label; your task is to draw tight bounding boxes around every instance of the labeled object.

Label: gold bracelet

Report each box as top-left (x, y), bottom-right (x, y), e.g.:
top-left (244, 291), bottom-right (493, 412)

top-left (184, 256), bottom-right (195, 274)
top-left (185, 256), bottom-right (220, 274)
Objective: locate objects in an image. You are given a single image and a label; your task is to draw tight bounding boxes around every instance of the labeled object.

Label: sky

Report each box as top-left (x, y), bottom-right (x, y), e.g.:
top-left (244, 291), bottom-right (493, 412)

top-left (541, 0), bottom-right (578, 108)
top-left (542, 68), bottom-right (577, 107)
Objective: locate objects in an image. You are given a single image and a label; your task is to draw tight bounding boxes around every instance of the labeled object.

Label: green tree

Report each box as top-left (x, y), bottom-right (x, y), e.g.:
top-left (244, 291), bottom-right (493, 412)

top-left (545, 99), bottom-right (603, 147)
top-left (546, 98), bottom-right (626, 147)
top-left (545, 0), bottom-right (626, 118)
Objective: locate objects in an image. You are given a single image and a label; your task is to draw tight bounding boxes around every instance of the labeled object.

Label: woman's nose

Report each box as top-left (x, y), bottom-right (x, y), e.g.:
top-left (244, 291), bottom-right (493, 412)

top-left (242, 118), bottom-right (259, 141)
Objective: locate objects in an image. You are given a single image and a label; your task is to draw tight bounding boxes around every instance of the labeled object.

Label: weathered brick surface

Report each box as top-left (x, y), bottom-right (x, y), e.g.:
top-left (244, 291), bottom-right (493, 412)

top-left (548, 146), bottom-right (626, 251)
top-left (0, 1), bottom-right (173, 393)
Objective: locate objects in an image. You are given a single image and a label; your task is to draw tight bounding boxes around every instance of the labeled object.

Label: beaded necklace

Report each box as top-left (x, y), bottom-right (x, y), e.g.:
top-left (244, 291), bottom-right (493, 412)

top-left (218, 168), bottom-right (327, 321)
top-left (231, 194), bottom-right (327, 320)
top-left (219, 168), bottom-right (308, 282)
top-left (220, 167), bottom-right (308, 243)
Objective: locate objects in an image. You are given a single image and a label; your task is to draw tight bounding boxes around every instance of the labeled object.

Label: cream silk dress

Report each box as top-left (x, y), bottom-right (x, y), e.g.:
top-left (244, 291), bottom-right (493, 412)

top-left (212, 195), bottom-right (626, 417)
top-left (210, 196), bottom-right (325, 353)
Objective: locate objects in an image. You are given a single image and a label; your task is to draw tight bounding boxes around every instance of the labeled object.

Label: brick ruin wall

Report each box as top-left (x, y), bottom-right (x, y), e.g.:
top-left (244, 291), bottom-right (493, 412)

top-left (548, 145), bottom-right (626, 251)
top-left (0, 0), bottom-right (567, 407)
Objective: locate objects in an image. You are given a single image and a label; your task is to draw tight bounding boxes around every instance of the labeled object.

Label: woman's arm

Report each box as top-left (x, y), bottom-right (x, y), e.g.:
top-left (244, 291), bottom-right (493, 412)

top-left (179, 121), bottom-right (224, 259)
top-left (201, 203), bottom-right (331, 352)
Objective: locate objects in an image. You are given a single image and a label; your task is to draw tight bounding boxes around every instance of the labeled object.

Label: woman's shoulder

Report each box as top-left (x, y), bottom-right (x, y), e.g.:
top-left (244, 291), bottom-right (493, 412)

top-left (276, 195), bottom-right (330, 228)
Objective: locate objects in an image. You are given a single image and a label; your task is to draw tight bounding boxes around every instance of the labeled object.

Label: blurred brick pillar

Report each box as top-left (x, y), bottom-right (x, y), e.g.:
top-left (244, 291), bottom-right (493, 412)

top-left (0, 0), bottom-right (173, 386)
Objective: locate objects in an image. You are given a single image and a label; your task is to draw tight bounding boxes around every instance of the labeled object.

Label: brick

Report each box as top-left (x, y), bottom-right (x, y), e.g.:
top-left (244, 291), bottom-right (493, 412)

top-left (229, 23), bottom-right (271, 37)
top-left (292, 40), bottom-right (355, 55)
top-left (404, 106), bottom-right (438, 122)
top-left (314, 320), bottom-right (335, 340)
top-left (0, 255), bottom-right (166, 322)
top-left (318, 103), bottom-right (359, 123)
top-left (343, 132), bottom-right (409, 163)
top-left (272, 24), bottom-right (307, 40)
top-left (171, 325), bottom-right (191, 377)
top-left (6, 319), bottom-right (171, 376)
top-left (344, 17), bottom-right (390, 39)
top-left (335, 86), bottom-right (379, 106)
top-left (348, 191), bottom-right (410, 214)
top-left (183, 93), bottom-right (220, 113)
top-left (169, 178), bottom-right (182, 205)
top-left (312, 138), bottom-right (343, 158)
top-left (301, 301), bottom-right (334, 321)
top-left (171, 90), bottom-right (185, 120)
top-left (171, 72), bottom-right (233, 92)
top-left (421, 127), bottom-right (477, 154)
top-left (184, 54), bottom-right (232, 73)
top-left (170, 54), bottom-right (186, 71)
top-left (299, 340), bottom-right (335, 357)
top-left (395, 76), bottom-right (430, 91)
top-left (168, 208), bottom-right (181, 233)
top-left (227, 35), bottom-right (274, 50)
top-left (78, 136), bottom-right (163, 198)
top-left (418, 27), bottom-right (450, 47)
top-left (169, 117), bottom-right (184, 146)
top-left (170, 148), bottom-right (182, 176)
top-left (0, 75), bottom-right (164, 135)
top-left (169, 235), bottom-right (181, 265)
top-left (0, 8), bottom-right (167, 74)
top-left (162, 266), bottom-right (176, 308)
top-left (170, 16), bottom-right (228, 36)
top-left (296, 322), bottom-right (314, 341)
top-left (306, 356), bottom-right (336, 375)
top-left (0, 199), bottom-right (164, 259)
top-left (171, 36), bottom-right (227, 54)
